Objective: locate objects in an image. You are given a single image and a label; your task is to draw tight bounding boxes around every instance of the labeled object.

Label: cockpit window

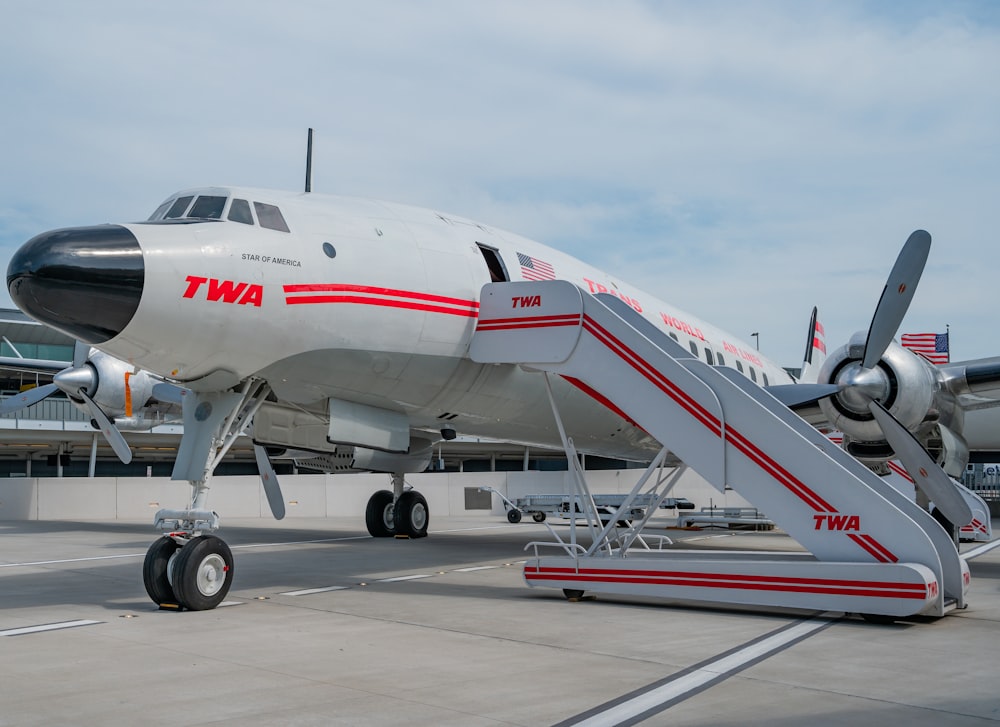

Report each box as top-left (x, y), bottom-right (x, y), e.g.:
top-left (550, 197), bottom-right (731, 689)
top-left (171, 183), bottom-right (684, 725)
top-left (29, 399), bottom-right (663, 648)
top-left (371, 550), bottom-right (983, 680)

top-left (187, 195), bottom-right (227, 220)
top-left (254, 202), bottom-right (290, 232)
top-left (164, 196), bottom-right (194, 219)
top-left (148, 201), bottom-right (171, 221)
top-left (228, 198), bottom-right (254, 225)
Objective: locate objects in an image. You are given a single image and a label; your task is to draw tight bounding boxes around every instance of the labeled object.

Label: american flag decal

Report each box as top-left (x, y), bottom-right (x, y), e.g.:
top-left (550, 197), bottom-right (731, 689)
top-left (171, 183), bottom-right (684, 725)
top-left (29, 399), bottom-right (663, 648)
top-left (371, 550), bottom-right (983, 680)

top-left (517, 252), bottom-right (556, 281)
top-left (900, 332), bottom-right (949, 364)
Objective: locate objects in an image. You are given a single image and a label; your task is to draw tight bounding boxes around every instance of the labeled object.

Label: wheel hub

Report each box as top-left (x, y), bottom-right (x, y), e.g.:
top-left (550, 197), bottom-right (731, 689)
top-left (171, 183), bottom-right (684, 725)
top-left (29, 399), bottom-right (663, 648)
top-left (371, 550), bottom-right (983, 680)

top-left (196, 554), bottom-right (227, 596)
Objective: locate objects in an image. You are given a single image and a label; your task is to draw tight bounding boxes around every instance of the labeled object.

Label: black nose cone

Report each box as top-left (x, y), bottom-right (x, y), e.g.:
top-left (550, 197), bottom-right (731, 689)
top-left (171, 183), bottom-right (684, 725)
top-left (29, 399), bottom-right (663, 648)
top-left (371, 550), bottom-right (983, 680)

top-left (7, 224), bottom-right (144, 344)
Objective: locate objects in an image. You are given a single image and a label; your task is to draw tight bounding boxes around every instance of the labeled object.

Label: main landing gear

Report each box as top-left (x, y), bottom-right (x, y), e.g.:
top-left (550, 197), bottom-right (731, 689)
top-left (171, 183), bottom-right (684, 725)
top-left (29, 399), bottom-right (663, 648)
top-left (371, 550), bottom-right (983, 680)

top-left (365, 473), bottom-right (429, 538)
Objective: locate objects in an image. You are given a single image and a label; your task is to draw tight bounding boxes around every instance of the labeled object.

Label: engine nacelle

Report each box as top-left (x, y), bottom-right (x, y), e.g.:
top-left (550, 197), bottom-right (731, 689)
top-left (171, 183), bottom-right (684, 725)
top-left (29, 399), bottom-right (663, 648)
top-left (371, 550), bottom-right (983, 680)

top-left (79, 349), bottom-right (156, 418)
top-left (817, 331), bottom-right (939, 458)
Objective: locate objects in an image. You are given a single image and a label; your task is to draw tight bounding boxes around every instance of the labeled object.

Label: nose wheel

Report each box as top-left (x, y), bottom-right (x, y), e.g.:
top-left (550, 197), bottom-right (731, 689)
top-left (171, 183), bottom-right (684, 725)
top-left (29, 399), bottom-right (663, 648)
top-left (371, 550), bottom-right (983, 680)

top-left (142, 534), bottom-right (234, 611)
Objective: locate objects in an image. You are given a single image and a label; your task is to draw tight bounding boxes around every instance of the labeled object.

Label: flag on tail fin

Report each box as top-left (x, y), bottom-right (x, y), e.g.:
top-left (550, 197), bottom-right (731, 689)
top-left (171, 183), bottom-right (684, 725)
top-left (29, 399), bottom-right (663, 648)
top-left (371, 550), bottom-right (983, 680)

top-left (900, 332), bottom-right (949, 364)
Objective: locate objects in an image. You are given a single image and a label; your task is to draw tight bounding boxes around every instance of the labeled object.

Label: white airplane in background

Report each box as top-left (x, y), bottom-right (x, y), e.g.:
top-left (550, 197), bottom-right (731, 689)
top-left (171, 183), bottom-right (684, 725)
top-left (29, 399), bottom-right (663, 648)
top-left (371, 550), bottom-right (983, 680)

top-left (5, 183), bottom-right (1000, 611)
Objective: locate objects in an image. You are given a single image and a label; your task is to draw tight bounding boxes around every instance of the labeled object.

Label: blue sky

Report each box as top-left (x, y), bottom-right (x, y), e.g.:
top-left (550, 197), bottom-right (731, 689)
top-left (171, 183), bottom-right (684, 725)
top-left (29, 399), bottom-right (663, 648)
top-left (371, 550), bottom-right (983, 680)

top-left (1, 1), bottom-right (997, 368)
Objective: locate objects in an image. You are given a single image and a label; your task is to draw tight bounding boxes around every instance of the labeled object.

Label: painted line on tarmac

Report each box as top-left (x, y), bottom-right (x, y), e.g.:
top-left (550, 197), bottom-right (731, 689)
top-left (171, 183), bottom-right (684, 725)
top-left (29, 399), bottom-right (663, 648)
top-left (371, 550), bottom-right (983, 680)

top-left (962, 538), bottom-right (1000, 561)
top-left (0, 553), bottom-right (145, 568)
top-left (0, 535), bottom-right (374, 569)
top-left (453, 565), bottom-right (499, 572)
top-left (281, 586), bottom-right (350, 596)
top-left (1, 619), bottom-right (102, 637)
top-left (376, 574), bottom-right (433, 582)
top-left (555, 613), bottom-right (842, 727)
top-left (232, 535), bottom-right (371, 550)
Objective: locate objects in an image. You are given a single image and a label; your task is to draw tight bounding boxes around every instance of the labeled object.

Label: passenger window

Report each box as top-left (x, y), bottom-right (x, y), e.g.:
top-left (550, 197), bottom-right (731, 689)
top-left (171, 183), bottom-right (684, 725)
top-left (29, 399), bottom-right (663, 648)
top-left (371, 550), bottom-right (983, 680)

top-left (736, 360), bottom-right (744, 374)
top-left (704, 349), bottom-right (714, 365)
top-left (749, 368), bottom-right (758, 383)
top-left (689, 342), bottom-right (699, 357)
top-left (716, 353), bottom-right (726, 367)
top-left (669, 332), bottom-right (679, 342)
top-left (188, 195), bottom-right (227, 219)
top-left (254, 202), bottom-right (290, 232)
top-left (148, 201), bottom-right (171, 221)
top-left (228, 198), bottom-right (254, 225)
top-left (165, 196), bottom-right (194, 219)
top-left (476, 243), bottom-right (508, 282)
top-left (762, 373), bottom-right (769, 386)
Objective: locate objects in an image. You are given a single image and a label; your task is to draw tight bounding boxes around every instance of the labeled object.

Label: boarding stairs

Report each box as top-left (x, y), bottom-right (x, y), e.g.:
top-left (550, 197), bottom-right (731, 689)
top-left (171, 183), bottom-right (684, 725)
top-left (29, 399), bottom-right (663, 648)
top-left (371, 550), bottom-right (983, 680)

top-left (470, 281), bottom-right (969, 619)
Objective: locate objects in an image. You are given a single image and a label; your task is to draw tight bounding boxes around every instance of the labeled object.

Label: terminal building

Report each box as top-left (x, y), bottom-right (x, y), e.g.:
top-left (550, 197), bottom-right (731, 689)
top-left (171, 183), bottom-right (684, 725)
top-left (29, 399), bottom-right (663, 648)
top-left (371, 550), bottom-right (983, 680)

top-left (1, 307), bottom-right (996, 519)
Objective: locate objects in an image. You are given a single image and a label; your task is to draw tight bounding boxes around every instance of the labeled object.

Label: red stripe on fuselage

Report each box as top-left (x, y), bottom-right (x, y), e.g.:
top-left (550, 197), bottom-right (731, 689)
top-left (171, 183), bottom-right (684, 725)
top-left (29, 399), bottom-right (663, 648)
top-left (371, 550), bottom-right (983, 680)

top-left (284, 284), bottom-right (479, 317)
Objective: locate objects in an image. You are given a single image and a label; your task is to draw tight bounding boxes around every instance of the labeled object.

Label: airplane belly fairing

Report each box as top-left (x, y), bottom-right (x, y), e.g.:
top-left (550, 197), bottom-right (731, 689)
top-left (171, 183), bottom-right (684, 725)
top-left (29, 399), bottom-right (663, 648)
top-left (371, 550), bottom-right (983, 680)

top-left (258, 346), bottom-right (659, 462)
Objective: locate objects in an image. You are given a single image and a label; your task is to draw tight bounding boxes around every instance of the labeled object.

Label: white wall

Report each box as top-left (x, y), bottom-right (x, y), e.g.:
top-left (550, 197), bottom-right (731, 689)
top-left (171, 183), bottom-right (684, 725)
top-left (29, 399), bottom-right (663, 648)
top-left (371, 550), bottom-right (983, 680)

top-left (0, 468), bottom-right (749, 521)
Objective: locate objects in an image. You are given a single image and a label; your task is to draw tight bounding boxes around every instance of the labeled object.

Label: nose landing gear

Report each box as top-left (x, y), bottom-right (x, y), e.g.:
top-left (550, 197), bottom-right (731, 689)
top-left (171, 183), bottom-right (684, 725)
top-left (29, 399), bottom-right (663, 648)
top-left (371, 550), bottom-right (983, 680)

top-left (142, 533), bottom-right (235, 611)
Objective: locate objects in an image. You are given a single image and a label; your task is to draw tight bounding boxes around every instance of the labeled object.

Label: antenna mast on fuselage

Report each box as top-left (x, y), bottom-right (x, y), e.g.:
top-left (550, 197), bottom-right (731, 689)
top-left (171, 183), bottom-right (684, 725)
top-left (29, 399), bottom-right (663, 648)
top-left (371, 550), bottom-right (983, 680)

top-left (304, 127), bottom-right (314, 193)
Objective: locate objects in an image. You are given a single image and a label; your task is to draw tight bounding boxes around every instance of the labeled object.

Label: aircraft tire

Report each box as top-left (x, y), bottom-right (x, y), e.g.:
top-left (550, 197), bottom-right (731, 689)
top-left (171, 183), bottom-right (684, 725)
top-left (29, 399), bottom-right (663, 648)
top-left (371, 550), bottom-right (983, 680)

top-left (142, 536), bottom-right (179, 606)
top-left (394, 491), bottom-right (429, 538)
top-left (365, 490), bottom-right (396, 537)
top-left (507, 509), bottom-right (522, 523)
top-left (172, 535), bottom-right (234, 611)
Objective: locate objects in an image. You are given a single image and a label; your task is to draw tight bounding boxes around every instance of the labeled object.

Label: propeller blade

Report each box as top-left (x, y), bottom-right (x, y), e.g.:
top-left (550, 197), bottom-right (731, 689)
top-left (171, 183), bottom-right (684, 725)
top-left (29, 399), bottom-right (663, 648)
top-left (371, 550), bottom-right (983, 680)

top-left (868, 401), bottom-right (972, 527)
top-left (79, 389), bottom-right (133, 464)
top-left (0, 382), bottom-right (58, 413)
top-left (765, 383), bottom-right (841, 408)
top-left (861, 230), bottom-right (931, 369)
top-left (254, 444), bottom-right (286, 520)
top-left (72, 340), bottom-right (90, 368)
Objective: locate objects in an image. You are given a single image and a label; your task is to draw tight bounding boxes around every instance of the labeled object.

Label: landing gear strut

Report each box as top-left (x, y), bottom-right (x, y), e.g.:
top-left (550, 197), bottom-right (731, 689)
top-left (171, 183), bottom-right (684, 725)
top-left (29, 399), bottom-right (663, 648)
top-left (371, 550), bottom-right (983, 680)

top-left (365, 473), bottom-right (429, 539)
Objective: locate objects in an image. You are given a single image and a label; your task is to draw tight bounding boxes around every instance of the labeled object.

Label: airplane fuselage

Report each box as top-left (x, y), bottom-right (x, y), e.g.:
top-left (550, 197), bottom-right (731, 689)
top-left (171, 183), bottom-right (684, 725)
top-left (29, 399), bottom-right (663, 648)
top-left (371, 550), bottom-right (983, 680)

top-left (9, 186), bottom-right (792, 461)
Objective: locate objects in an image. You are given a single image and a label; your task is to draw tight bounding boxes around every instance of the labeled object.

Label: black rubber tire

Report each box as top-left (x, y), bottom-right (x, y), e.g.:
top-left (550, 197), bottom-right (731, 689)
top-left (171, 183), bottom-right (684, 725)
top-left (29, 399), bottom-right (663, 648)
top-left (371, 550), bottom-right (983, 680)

top-left (532, 511), bottom-right (546, 523)
top-left (563, 589), bottom-right (585, 600)
top-left (172, 535), bottom-right (234, 611)
top-left (507, 509), bottom-right (523, 524)
top-left (366, 490), bottom-right (396, 537)
top-left (394, 490), bottom-right (429, 538)
top-left (142, 536), bottom-right (179, 606)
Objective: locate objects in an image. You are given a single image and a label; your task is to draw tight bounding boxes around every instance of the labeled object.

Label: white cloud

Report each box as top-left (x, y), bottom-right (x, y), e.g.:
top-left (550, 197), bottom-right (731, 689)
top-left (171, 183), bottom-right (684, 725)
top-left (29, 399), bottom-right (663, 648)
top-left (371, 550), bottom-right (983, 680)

top-left (0, 0), bottom-right (998, 365)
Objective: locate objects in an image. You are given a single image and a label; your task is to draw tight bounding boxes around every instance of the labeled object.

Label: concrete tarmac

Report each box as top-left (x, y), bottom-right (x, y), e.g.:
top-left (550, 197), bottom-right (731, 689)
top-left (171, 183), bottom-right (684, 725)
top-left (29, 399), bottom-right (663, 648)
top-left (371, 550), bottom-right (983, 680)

top-left (1, 516), bottom-right (999, 726)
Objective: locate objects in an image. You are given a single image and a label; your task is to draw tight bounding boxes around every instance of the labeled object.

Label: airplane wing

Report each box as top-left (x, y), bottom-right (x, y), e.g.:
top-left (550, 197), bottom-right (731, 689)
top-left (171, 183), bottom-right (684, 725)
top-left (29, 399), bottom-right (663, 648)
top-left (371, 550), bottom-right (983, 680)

top-left (940, 356), bottom-right (1000, 410)
top-left (0, 354), bottom-right (70, 374)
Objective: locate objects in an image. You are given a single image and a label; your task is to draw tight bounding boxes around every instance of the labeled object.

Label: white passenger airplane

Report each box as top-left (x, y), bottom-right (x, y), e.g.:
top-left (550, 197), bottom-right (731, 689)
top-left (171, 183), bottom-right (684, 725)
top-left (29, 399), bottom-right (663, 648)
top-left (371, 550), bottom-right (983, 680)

top-left (6, 184), bottom-right (1000, 610)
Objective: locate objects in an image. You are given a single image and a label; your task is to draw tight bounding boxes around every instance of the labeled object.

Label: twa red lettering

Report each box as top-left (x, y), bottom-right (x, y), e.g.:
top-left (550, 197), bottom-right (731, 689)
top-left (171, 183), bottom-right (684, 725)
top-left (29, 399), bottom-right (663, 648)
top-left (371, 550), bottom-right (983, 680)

top-left (723, 340), bottom-right (763, 367)
top-left (660, 312), bottom-right (705, 341)
top-left (582, 278), bottom-right (643, 313)
top-left (183, 275), bottom-right (263, 307)
top-left (511, 295), bottom-right (542, 308)
top-left (813, 514), bottom-right (861, 531)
